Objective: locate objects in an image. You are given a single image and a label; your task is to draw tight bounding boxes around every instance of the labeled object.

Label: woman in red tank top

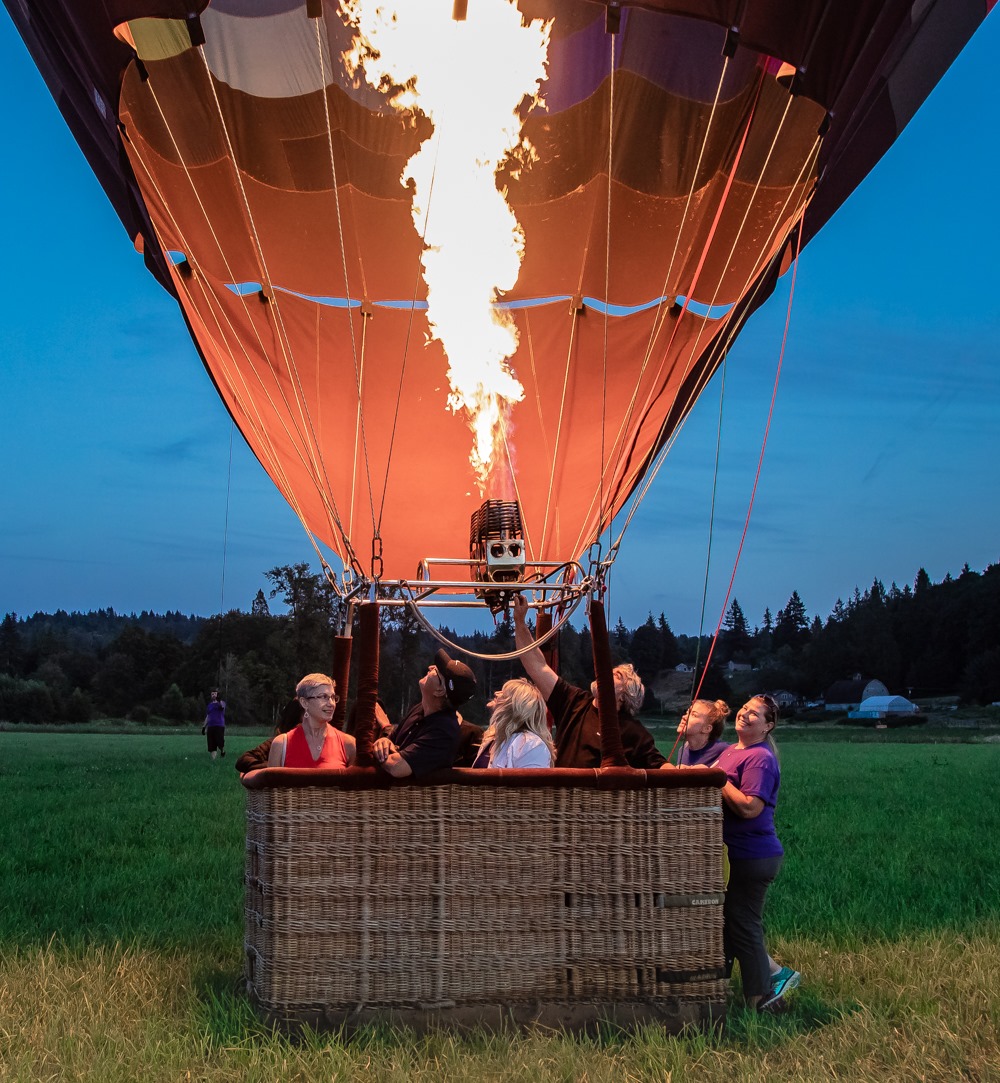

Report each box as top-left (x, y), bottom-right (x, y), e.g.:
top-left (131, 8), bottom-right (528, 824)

top-left (267, 673), bottom-right (356, 768)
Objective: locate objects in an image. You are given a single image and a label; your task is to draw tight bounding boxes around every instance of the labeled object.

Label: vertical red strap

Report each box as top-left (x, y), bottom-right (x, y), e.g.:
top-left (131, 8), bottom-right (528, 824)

top-left (590, 600), bottom-right (627, 767)
top-left (332, 635), bottom-right (352, 729)
top-left (534, 610), bottom-right (560, 672)
top-left (353, 603), bottom-right (380, 766)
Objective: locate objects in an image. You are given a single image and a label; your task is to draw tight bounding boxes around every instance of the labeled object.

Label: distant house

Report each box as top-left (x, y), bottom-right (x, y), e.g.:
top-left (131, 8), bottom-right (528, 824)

top-left (675, 663), bottom-right (693, 673)
top-left (770, 690), bottom-right (797, 710)
top-left (651, 669), bottom-right (698, 714)
top-left (824, 677), bottom-right (889, 712)
top-left (849, 695), bottom-right (919, 720)
top-left (726, 661), bottom-right (752, 675)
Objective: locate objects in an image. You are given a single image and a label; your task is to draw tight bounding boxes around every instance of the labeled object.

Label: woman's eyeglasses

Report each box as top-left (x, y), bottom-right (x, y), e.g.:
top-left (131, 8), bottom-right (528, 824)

top-left (304, 693), bottom-right (339, 704)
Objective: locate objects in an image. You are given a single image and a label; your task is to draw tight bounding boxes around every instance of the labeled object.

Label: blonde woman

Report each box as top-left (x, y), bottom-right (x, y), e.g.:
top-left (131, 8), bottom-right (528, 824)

top-left (473, 678), bottom-right (554, 769)
top-left (677, 698), bottom-right (731, 766)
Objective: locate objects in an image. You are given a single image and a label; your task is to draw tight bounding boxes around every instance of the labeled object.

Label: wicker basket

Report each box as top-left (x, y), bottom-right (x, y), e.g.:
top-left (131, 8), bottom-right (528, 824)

top-left (243, 766), bottom-right (727, 1032)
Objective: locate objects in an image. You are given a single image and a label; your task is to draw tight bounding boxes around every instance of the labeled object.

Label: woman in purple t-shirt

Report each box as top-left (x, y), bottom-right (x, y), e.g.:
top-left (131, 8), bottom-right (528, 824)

top-left (715, 694), bottom-right (784, 1009)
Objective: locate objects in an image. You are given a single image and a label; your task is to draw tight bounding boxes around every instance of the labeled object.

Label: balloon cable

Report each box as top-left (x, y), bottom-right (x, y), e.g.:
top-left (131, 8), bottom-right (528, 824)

top-left (689, 356), bottom-right (727, 701)
top-left (690, 224), bottom-right (804, 705)
top-left (218, 419), bottom-right (235, 693)
top-left (132, 81), bottom-right (343, 578)
top-left (606, 130), bottom-right (821, 558)
top-left (376, 132), bottom-right (444, 536)
top-left (597, 24), bottom-right (616, 576)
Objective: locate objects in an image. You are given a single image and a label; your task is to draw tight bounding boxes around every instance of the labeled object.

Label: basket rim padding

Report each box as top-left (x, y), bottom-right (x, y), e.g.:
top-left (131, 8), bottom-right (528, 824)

top-left (241, 765), bottom-right (726, 791)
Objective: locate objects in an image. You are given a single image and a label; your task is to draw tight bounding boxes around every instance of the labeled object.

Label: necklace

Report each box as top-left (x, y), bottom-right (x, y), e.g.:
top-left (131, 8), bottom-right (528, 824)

top-left (303, 723), bottom-right (326, 757)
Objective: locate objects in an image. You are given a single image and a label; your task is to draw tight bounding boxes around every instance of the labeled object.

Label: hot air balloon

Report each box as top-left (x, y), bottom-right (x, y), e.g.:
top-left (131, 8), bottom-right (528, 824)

top-left (9, 0), bottom-right (990, 619)
top-left (7, 0), bottom-right (992, 1032)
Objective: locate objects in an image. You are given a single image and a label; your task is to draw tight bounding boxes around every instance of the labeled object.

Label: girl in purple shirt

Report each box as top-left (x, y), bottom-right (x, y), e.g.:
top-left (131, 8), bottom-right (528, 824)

top-left (676, 698), bottom-right (730, 766)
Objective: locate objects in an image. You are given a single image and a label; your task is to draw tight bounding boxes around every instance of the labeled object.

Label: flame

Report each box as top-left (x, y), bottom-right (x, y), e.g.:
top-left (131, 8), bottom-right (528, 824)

top-left (341, 0), bottom-right (550, 489)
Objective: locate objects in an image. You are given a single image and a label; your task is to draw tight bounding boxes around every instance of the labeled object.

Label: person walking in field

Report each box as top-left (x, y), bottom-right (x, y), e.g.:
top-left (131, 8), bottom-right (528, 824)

top-left (203, 689), bottom-right (226, 761)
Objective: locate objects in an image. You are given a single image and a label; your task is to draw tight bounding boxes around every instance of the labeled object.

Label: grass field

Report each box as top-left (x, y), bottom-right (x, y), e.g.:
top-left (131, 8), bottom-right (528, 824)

top-left (2, 731), bottom-right (999, 1081)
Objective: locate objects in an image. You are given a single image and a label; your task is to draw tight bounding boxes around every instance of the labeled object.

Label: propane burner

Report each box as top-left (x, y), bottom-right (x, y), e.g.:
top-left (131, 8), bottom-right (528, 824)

top-left (470, 500), bottom-right (525, 612)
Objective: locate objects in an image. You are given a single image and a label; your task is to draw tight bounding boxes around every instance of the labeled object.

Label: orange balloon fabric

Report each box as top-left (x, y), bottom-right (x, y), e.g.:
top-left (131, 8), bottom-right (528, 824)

top-left (8, 0), bottom-right (991, 581)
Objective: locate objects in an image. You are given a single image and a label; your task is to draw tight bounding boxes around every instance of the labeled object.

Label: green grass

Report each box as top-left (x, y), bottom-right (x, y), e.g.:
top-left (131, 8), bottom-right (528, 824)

top-left (2, 732), bottom-right (1000, 1081)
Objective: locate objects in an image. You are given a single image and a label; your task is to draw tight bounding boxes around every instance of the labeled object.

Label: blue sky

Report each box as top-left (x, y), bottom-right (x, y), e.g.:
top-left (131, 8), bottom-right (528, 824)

top-left (2, 11), bottom-right (998, 636)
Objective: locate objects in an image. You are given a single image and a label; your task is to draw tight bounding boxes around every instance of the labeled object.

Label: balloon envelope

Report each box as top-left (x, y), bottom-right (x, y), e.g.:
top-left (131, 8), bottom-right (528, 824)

top-left (7, 0), bottom-right (992, 582)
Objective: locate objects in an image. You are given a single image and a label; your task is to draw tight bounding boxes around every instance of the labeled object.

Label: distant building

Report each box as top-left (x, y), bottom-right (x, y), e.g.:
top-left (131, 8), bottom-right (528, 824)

top-left (770, 690), bottom-right (797, 710)
top-left (824, 677), bottom-right (889, 712)
top-left (651, 669), bottom-right (697, 714)
top-left (849, 695), bottom-right (919, 719)
top-left (675, 663), bottom-right (693, 673)
top-left (726, 661), bottom-right (752, 675)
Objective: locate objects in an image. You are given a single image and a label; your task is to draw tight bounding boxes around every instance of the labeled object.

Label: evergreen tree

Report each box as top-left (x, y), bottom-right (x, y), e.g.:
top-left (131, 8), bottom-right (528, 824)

top-left (960, 647), bottom-right (1000, 705)
top-left (721, 599), bottom-right (751, 659)
top-left (657, 613), bottom-right (678, 669)
top-left (66, 687), bottom-right (92, 724)
top-left (265, 563), bottom-right (344, 675)
top-left (0, 614), bottom-right (24, 676)
top-left (251, 589), bottom-right (270, 617)
top-left (630, 614), bottom-right (662, 686)
top-left (772, 591), bottom-right (809, 650)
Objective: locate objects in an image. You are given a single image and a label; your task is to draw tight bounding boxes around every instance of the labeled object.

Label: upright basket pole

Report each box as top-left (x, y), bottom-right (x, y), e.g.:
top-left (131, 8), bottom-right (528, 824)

top-left (352, 602), bottom-right (380, 765)
top-left (332, 633), bottom-right (352, 729)
top-left (590, 598), bottom-right (628, 767)
top-left (534, 609), bottom-right (559, 671)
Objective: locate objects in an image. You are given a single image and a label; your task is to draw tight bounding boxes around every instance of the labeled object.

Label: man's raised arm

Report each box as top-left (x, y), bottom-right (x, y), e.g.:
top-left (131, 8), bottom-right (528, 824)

top-left (512, 594), bottom-right (558, 700)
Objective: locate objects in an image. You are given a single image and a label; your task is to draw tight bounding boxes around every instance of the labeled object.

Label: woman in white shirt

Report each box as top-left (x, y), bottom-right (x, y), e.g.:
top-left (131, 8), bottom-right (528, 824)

top-left (474, 678), bottom-right (554, 769)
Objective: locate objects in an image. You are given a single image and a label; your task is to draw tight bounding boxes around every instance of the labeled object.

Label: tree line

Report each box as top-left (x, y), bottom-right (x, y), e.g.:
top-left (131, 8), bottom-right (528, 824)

top-left (2, 559), bottom-right (998, 726)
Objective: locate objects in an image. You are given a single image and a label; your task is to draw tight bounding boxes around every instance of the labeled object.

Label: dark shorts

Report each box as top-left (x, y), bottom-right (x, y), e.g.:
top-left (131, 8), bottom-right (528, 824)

top-left (206, 726), bottom-right (225, 752)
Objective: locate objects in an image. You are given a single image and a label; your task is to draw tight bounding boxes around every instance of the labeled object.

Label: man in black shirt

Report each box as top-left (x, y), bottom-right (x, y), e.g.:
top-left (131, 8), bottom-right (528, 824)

top-left (374, 649), bottom-right (478, 778)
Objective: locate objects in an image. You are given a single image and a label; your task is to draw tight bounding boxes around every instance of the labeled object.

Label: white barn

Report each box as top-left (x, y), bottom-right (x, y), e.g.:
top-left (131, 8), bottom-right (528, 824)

top-left (849, 695), bottom-right (919, 719)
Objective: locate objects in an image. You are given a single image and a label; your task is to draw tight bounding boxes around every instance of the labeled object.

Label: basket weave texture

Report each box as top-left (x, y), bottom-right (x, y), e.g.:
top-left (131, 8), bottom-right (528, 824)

top-left (244, 770), bottom-right (727, 1021)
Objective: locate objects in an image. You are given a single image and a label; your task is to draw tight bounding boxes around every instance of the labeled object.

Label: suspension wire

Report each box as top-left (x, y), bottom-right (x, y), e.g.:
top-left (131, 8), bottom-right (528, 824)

top-left (134, 74), bottom-right (347, 574)
top-left (495, 387), bottom-right (536, 559)
top-left (606, 133), bottom-right (822, 553)
top-left (196, 46), bottom-right (363, 577)
top-left (595, 55), bottom-right (731, 533)
top-left (130, 80), bottom-right (345, 584)
top-left (597, 22), bottom-right (616, 585)
top-left (376, 132), bottom-right (444, 534)
top-left (688, 356), bottom-right (727, 699)
top-left (399, 585), bottom-right (587, 663)
top-left (216, 419), bottom-right (235, 692)
top-left (690, 221), bottom-right (805, 704)
top-left (509, 312), bottom-right (544, 560)
top-left (555, 40), bottom-right (633, 567)
top-left (132, 83), bottom-right (313, 509)
top-left (537, 299), bottom-right (583, 557)
top-left (348, 312), bottom-right (368, 544)
top-left (313, 16), bottom-right (379, 546)
top-left (568, 58), bottom-right (766, 565)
